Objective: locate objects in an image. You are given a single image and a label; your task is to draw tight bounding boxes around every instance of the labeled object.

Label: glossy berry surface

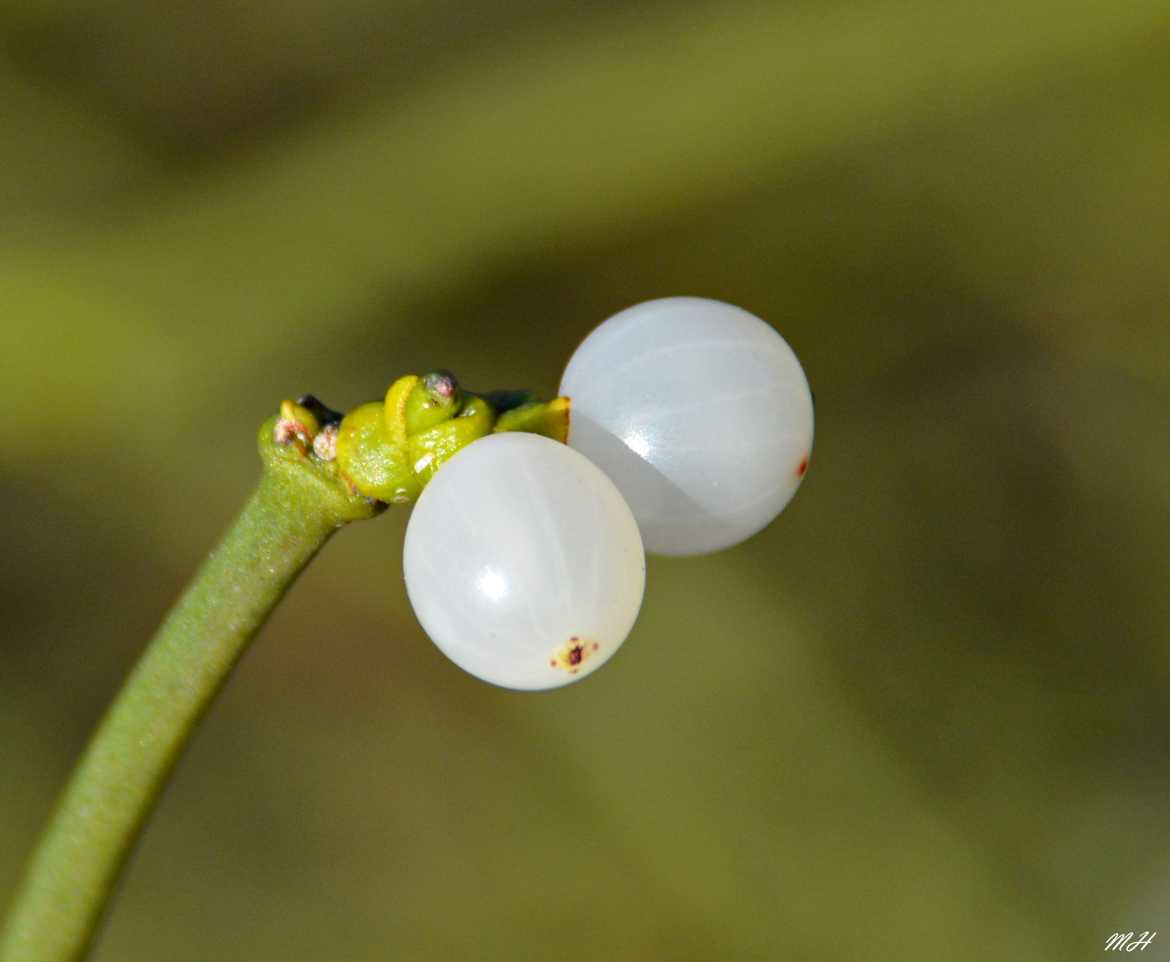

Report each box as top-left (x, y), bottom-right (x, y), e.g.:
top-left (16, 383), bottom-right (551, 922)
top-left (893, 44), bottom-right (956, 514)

top-left (560, 296), bottom-right (814, 556)
top-left (403, 432), bottom-right (645, 690)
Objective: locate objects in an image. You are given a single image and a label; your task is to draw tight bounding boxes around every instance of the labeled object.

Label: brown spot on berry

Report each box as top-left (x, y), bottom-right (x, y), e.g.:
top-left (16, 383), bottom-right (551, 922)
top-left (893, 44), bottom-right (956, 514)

top-left (796, 456), bottom-right (809, 478)
top-left (551, 636), bottom-right (598, 672)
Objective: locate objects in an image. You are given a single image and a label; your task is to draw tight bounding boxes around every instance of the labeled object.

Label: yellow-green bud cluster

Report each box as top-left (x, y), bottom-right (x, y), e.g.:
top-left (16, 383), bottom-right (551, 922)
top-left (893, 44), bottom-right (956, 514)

top-left (331, 372), bottom-right (569, 504)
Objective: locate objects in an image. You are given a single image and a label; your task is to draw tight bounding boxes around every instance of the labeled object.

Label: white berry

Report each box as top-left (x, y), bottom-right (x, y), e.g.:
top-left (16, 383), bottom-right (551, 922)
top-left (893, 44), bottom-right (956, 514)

top-left (403, 432), bottom-right (645, 690)
top-left (560, 297), bottom-right (813, 556)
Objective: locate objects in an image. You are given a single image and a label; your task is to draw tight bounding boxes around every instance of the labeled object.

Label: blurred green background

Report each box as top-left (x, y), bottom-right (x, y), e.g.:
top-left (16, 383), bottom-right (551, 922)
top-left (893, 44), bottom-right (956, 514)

top-left (3, 0), bottom-right (1169, 959)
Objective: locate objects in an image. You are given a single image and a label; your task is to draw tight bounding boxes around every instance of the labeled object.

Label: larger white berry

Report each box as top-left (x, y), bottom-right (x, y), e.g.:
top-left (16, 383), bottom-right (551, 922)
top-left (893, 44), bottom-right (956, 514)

top-left (560, 297), bottom-right (814, 556)
top-left (403, 432), bottom-right (645, 690)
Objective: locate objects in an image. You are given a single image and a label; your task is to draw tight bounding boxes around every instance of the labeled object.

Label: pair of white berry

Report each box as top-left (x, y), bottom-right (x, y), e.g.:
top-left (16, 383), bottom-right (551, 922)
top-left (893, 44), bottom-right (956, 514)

top-left (404, 297), bottom-right (815, 690)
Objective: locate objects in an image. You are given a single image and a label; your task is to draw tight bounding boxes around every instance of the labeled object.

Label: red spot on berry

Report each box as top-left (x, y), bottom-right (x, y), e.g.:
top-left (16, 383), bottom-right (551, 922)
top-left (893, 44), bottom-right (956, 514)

top-left (552, 636), bottom-right (598, 671)
top-left (796, 456), bottom-right (809, 478)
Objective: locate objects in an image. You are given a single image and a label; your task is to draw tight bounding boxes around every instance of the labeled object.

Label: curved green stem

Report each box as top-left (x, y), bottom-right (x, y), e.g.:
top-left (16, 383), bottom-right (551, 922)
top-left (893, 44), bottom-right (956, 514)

top-left (0, 419), bottom-right (377, 962)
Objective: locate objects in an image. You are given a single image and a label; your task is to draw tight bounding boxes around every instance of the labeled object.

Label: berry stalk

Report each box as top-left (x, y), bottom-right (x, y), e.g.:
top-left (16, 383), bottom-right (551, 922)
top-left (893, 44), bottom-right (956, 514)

top-left (1, 369), bottom-right (570, 962)
top-left (0, 417), bottom-right (379, 962)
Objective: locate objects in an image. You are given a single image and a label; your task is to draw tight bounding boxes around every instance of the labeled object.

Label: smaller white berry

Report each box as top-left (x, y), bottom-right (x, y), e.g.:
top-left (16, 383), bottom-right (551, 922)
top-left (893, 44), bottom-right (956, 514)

top-left (403, 432), bottom-right (645, 690)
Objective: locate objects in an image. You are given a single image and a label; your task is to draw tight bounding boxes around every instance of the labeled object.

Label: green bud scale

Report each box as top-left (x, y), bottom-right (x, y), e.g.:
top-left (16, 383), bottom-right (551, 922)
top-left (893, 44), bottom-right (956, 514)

top-left (272, 371), bottom-right (570, 506)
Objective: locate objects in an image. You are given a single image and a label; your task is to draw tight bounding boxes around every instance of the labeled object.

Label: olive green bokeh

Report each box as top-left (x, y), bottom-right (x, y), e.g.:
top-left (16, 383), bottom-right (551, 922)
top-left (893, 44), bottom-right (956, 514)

top-left (2, 1), bottom-right (1168, 961)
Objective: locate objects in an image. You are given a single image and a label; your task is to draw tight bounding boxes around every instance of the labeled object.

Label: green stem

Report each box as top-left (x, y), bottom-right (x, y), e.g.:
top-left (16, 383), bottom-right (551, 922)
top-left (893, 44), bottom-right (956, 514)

top-left (1, 421), bottom-right (376, 962)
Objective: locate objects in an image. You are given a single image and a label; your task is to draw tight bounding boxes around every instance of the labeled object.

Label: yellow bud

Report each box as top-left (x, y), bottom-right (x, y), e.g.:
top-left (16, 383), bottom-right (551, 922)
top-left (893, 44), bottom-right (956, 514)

top-left (383, 375), bottom-right (420, 446)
